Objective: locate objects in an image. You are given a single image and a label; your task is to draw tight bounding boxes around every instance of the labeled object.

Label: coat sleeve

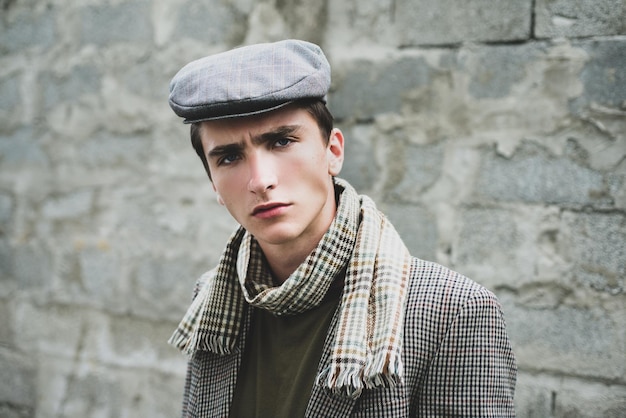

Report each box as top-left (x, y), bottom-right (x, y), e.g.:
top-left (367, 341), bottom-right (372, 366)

top-left (413, 287), bottom-right (517, 417)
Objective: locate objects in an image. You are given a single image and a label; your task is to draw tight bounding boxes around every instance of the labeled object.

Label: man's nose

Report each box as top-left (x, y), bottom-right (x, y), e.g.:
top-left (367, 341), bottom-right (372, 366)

top-left (247, 152), bottom-right (277, 194)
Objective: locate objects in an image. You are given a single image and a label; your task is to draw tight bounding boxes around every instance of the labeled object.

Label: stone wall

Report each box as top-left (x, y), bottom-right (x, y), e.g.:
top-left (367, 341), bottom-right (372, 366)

top-left (1, 0), bottom-right (624, 416)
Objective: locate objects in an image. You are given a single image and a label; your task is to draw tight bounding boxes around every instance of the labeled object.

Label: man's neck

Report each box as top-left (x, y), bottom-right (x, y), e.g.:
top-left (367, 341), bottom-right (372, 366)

top-left (262, 242), bottom-right (318, 285)
top-left (260, 215), bottom-right (337, 284)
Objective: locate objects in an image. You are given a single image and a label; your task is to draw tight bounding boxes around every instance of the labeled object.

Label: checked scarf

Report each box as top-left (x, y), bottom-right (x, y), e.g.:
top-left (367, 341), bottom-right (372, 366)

top-left (168, 178), bottom-right (412, 398)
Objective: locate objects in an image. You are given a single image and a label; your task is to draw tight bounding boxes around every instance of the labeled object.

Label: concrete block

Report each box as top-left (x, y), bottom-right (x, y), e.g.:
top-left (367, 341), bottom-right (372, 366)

top-left (570, 39), bottom-right (626, 112)
top-left (12, 245), bottom-right (51, 290)
top-left (391, 141), bottom-right (445, 200)
top-left (0, 192), bottom-right (13, 229)
top-left (452, 206), bottom-right (567, 284)
top-left (505, 300), bottom-right (625, 380)
top-left (453, 207), bottom-right (537, 288)
top-left (535, 0), bottom-right (626, 38)
top-left (39, 360), bottom-right (125, 418)
top-left (515, 372), bottom-right (626, 417)
top-left (13, 302), bottom-right (185, 371)
top-left (384, 203), bottom-right (438, 261)
top-left (0, 74), bottom-right (19, 112)
top-left (77, 132), bottom-right (151, 168)
top-left (174, 1), bottom-right (246, 45)
top-left (331, 55), bottom-right (433, 120)
top-left (51, 247), bottom-right (125, 311)
top-left (270, 1), bottom-right (327, 46)
top-left (143, 370), bottom-right (186, 418)
top-left (0, 127), bottom-right (48, 166)
top-left (42, 190), bottom-right (94, 220)
top-left (0, 404), bottom-right (32, 418)
top-left (456, 208), bottom-right (522, 263)
top-left (0, 299), bottom-right (13, 346)
top-left (13, 302), bottom-right (84, 357)
top-left (0, 8), bottom-right (56, 54)
top-left (36, 358), bottom-right (184, 418)
top-left (78, 248), bottom-right (123, 308)
top-left (475, 140), bottom-right (611, 207)
top-left (560, 211), bottom-right (625, 294)
top-left (119, 54), bottom-right (172, 100)
top-left (327, 0), bottom-right (531, 47)
top-left (326, 0), bottom-right (398, 47)
top-left (132, 256), bottom-right (201, 320)
top-left (339, 124), bottom-right (378, 193)
top-left (454, 203), bottom-right (625, 295)
top-left (0, 240), bottom-right (13, 286)
top-left (451, 41), bottom-right (586, 137)
top-left (42, 65), bottom-right (102, 109)
top-left (330, 40), bottom-right (590, 139)
top-left (395, 0), bottom-right (531, 45)
top-left (91, 181), bottom-right (234, 263)
top-left (465, 43), bottom-right (542, 100)
top-left (0, 348), bottom-right (36, 410)
top-left (80, 1), bottom-right (152, 46)
top-left (105, 314), bottom-right (188, 373)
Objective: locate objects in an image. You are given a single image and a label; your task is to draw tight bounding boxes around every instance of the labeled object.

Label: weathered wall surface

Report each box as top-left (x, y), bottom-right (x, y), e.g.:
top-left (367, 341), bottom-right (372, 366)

top-left (1, 0), bottom-right (624, 417)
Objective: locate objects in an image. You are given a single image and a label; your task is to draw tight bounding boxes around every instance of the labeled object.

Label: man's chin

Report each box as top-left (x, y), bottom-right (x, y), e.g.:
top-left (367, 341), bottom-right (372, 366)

top-left (247, 225), bottom-right (303, 247)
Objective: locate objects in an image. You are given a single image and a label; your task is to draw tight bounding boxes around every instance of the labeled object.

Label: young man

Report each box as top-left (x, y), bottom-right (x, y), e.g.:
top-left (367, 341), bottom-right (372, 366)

top-left (168, 40), bottom-right (517, 417)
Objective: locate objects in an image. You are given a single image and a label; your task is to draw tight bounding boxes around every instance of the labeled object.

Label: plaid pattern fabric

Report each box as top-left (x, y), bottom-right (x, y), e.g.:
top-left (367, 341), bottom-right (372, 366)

top-left (316, 182), bottom-right (412, 398)
top-left (169, 178), bottom-right (412, 397)
top-left (179, 258), bottom-right (517, 417)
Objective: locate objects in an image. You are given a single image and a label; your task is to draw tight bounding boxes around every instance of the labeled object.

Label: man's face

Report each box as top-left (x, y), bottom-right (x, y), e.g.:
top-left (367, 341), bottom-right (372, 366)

top-left (199, 105), bottom-right (344, 252)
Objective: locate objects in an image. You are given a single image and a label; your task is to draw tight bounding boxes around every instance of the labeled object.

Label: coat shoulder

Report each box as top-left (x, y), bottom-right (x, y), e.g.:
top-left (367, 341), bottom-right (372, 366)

top-left (406, 257), bottom-right (497, 314)
top-left (403, 257), bottom-right (505, 359)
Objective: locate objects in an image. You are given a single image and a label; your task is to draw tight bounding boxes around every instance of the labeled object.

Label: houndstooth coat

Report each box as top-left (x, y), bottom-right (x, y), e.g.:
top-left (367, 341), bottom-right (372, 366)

top-left (178, 258), bottom-right (517, 417)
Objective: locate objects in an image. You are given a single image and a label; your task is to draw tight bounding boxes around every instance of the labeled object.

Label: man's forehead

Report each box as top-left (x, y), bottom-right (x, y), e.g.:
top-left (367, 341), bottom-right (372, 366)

top-left (200, 107), bottom-right (313, 146)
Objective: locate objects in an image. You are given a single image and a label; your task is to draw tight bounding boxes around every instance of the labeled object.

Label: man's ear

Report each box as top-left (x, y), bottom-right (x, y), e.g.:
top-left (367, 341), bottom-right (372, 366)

top-left (327, 128), bottom-right (345, 176)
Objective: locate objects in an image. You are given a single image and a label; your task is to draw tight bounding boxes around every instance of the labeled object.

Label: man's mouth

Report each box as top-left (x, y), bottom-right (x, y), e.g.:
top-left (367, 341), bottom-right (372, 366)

top-left (252, 202), bottom-right (290, 218)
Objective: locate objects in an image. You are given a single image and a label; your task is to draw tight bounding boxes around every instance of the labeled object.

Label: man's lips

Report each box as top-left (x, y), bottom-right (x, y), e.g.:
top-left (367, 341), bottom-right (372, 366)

top-left (252, 202), bottom-right (291, 218)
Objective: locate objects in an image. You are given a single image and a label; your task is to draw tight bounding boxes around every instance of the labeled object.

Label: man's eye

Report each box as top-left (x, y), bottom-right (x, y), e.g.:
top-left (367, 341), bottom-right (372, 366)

top-left (219, 154), bottom-right (240, 165)
top-left (274, 138), bottom-right (293, 148)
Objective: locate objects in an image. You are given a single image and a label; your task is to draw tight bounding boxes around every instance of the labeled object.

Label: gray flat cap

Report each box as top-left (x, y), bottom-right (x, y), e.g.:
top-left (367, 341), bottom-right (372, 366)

top-left (168, 39), bottom-right (331, 123)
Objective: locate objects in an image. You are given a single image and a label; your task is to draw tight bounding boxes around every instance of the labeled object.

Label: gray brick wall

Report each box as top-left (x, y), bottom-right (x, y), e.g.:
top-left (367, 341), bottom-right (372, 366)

top-left (0, 0), bottom-right (624, 416)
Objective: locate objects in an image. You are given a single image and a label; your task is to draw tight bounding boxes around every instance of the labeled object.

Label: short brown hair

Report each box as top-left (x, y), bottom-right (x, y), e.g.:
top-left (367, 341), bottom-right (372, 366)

top-left (190, 99), bottom-right (334, 180)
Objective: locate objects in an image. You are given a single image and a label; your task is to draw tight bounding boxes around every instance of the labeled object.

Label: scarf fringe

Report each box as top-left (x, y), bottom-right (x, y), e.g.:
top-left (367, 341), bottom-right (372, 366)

top-left (316, 365), bottom-right (365, 399)
top-left (315, 351), bottom-right (405, 399)
top-left (169, 326), bottom-right (237, 357)
top-left (167, 332), bottom-right (188, 353)
top-left (362, 351), bottom-right (404, 388)
top-left (167, 269), bottom-right (241, 356)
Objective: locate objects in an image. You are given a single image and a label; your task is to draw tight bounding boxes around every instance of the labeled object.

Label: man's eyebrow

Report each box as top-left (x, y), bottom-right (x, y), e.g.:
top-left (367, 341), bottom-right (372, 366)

top-left (206, 125), bottom-right (301, 159)
top-left (252, 125), bottom-right (301, 145)
top-left (207, 142), bottom-right (244, 159)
